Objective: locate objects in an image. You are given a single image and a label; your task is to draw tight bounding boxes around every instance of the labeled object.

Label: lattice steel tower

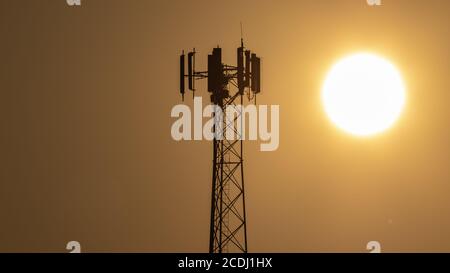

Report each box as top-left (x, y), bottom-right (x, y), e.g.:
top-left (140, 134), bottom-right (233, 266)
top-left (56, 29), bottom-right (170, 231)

top-left (179, 39), bottom-right (261, 253)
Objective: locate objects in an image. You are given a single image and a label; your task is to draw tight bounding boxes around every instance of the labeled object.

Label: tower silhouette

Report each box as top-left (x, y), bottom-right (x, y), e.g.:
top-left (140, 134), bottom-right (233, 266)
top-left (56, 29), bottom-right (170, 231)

top-left (179, 39), bottom-right (261, 253)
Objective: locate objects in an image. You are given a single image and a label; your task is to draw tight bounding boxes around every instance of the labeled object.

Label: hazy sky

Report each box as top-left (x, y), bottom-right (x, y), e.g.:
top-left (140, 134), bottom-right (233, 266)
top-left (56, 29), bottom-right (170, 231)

top-left (1, 0), bottom-right (450, 252)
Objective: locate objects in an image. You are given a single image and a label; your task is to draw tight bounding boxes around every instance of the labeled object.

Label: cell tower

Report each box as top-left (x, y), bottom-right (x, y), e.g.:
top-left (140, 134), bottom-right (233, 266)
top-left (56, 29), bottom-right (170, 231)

top-left (179, 39), bottom-right (261, 253)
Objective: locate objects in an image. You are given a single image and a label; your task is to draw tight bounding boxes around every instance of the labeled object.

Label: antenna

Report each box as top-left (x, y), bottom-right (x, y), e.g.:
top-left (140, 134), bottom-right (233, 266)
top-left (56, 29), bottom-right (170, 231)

top-left (245, 50), bottom-right (251, 88)
top-left (208, 47), bottom-right (222, 95)
top-left (179, 51), bottom-right (185, 101)
top-left (237, 46), bottom-right (244, 95)
top-left (188, 50), bottom-right (195, 92)
top-left (251, 53), bottom-right (261, 93)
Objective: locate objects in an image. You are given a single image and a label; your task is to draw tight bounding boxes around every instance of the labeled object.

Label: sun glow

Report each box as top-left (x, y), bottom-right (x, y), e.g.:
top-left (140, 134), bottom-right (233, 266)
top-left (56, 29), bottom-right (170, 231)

top-left (322, 53), bottom-right (406, 137)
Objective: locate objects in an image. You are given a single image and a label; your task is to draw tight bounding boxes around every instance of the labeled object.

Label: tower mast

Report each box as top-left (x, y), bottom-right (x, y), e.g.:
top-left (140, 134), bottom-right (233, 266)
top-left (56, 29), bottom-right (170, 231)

top-left (179, 39), bottom-right (261, 253)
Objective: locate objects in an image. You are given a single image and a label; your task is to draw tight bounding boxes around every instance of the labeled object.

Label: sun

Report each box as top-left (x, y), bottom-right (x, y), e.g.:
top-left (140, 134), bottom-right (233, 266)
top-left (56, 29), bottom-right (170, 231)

top-left (322, 53), bottom-right (406, 137)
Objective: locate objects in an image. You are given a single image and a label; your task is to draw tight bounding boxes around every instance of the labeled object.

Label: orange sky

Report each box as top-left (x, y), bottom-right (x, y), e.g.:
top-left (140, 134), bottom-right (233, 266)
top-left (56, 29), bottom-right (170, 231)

top-left (1, 0), bottom-right (450, 252)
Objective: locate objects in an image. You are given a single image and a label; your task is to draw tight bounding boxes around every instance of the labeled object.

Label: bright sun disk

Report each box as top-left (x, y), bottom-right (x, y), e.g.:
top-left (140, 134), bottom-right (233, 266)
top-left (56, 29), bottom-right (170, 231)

top-left (322, 52), bottom-right (406, 136)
